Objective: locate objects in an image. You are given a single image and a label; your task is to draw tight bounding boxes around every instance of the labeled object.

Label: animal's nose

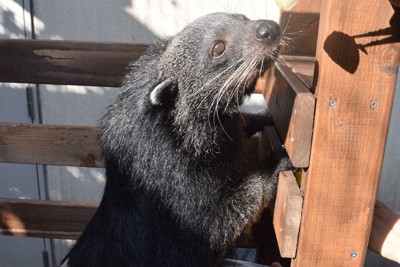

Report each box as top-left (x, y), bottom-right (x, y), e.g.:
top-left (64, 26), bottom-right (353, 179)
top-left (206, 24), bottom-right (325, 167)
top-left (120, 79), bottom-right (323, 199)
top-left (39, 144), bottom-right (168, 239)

top-left (256, 20), bottom-right (281, 42)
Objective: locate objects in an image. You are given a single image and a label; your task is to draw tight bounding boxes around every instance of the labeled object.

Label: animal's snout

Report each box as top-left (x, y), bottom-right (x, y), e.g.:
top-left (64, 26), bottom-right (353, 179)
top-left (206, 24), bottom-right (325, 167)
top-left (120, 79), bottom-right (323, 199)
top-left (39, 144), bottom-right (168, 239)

top-left (255, 20), bottom-right (281, 43)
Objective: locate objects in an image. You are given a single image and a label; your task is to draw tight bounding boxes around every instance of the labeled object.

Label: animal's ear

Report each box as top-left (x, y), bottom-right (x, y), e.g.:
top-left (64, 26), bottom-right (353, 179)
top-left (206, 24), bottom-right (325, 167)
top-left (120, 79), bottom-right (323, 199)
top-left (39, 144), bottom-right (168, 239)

top-left (150, 77), bottom-right (177, 106)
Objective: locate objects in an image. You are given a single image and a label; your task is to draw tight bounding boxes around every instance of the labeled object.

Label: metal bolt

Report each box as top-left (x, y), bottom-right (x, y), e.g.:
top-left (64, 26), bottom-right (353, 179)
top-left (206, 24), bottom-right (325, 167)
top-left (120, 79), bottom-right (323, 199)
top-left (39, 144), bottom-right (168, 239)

top-left (329, 98), bottom-right (337, 108)
top-left (350, 251), bottom-right (358, 258)
top-left (370, 100), bottom-right (378, 110)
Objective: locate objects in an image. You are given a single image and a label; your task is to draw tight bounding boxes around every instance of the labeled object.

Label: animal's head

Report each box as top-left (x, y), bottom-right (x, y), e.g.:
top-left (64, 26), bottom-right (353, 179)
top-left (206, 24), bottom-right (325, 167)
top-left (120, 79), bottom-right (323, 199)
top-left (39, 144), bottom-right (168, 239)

top-left (150, 13), bottom-right (282, 117)
top-left (137, 13), bottom-right (281, 156)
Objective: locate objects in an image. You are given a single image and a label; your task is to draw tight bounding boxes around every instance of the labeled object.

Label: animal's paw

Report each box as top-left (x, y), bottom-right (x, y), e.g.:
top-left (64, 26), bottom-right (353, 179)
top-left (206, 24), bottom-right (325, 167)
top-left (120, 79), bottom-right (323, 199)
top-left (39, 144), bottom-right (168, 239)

top-left (242, 108), bottom-right (274, 138)
top-left (258, 107), bottom-right (273, 123)
top-left (276, 157), bottom-right (294, 172)
top-left (263, 155), bottom-right (293, 200)
top-left (251, 107), bottom-right (274, 127)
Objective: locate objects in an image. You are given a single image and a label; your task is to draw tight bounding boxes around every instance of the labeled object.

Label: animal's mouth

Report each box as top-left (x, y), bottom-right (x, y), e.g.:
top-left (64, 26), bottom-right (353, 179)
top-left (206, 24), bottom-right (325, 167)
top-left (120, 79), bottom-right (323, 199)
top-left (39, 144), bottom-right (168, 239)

top-left (215, 42), bottom-right (282, 110)
top-left (242, 45), bottom-right (281, 97)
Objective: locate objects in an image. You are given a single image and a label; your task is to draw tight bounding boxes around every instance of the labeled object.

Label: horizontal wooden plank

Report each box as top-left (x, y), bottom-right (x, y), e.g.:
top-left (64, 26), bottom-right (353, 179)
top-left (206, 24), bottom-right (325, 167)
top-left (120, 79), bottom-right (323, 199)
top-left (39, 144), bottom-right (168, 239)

top-left (0, 123), bottom-right (103, 167)
top-left (0, 198), bottom-right (97, 239)
top-left (0, 39), bottom-right (147, 87)
top-left (262, 60), bottom-right (315, 168)
top-left (273, 171), bottom-right (303, 258)
top-left (280, 55), bottom-right (315, 89)
top-left (0, 123), bottom-right (267, 168)
top-left (0, 198), bottom-right (265, 246)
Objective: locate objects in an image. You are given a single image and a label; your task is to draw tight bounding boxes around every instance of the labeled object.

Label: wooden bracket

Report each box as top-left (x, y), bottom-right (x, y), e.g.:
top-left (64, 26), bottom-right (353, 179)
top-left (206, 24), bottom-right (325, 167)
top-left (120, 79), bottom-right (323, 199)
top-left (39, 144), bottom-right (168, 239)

top-left (273, 171), bottom-right (303, 258)
top-left (262, 61), bottom-right (315, 168)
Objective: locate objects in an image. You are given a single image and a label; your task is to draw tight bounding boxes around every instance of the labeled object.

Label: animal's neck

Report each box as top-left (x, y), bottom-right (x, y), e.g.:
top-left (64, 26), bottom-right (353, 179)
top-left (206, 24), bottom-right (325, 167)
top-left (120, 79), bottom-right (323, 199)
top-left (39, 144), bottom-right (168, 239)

top-left (174, 111), bottom-right (244, 157)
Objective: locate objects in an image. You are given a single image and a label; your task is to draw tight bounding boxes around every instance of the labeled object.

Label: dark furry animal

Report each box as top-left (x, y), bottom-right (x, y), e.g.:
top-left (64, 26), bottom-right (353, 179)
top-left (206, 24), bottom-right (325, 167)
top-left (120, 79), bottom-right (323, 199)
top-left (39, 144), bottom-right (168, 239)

top-left (62, 13), bottom-right (292, 267)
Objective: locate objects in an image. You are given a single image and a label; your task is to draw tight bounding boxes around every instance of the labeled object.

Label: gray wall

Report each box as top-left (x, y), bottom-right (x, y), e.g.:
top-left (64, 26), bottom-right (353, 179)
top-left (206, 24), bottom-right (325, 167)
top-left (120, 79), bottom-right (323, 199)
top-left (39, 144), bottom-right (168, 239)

top-left (1, 0), bottom-right (399, 266)
top-left (0, 1), bottom-right (50, 267)
top-left (366, 73), bottom-right (400, 267)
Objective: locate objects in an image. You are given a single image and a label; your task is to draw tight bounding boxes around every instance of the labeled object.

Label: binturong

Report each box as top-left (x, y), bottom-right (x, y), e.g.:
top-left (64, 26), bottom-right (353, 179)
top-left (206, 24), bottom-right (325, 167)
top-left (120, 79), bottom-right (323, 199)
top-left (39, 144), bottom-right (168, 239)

top-left (62, 13), bottom-right (293, 267)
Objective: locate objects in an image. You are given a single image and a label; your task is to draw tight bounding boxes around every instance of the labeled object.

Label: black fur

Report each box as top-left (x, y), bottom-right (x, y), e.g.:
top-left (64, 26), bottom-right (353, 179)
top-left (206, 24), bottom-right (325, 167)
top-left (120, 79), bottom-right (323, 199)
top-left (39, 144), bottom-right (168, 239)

top-left (63, 13), bottom-right (292, 267)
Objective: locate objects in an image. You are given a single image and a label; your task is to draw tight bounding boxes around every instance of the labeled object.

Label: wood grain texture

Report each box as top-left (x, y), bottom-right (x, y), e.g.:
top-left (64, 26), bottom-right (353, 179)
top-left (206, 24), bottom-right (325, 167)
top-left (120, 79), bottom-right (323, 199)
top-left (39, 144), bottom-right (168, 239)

top-left (263, 62), bottom-right (315, 168)
top-left (0, 39), bottom-right (147, 87)
top-left (0, 123), bottom-right (103, 167)
top-left (273, 171), bottom-right (302, 258)
top-left (0, 197), bottom-right (267, 247)
top-left (280, 55), bottom-right (315, 89)
top-left (293, 1), bottom-right (400, 266)
top-left (0, 198), bottom-right (97, 239)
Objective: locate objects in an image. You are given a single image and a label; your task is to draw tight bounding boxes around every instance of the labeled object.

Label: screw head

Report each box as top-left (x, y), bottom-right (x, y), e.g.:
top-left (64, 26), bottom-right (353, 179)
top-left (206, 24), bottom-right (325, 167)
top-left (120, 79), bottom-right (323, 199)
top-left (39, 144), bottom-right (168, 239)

top-left (329, 98), bottom-right (337, 108)
top-left (370, 100), bottom-right (378, 110)
top-left (350, 251), bottom-right (358, 258)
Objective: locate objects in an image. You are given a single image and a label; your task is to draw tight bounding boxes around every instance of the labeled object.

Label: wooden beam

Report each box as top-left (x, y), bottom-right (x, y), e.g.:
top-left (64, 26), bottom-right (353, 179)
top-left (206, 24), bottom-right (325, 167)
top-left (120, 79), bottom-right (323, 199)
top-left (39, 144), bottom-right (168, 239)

top-left (0, 39), bottom-right (147, 87)
top-left (0, 123), bottom-right (103, 167)
top-left (263, 61), bottom-right (315, 168)
top-left (0, 198), bottom-right (97, 239)
top-left (293, 1), bottom-right (400, 266)
top-left (280, 55), bottom-right (315, 89)
top-left (0, 197), bottom-right (267, 247)
top-left (0, 123), bottom-right (274, 169)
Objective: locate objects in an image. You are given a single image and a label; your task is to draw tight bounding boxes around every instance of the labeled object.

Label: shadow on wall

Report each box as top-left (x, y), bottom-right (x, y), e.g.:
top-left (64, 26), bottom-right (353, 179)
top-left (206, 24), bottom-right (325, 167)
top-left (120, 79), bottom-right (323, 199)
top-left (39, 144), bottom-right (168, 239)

top-left (1, 8), bottom-right (25, 37)
top-left (32, 0), bottom-right (160, 42)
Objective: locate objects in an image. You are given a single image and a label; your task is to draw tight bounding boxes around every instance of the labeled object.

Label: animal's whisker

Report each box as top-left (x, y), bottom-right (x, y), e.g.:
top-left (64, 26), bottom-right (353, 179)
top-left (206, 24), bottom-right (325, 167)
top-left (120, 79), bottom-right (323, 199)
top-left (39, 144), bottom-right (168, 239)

top-left (274, 58), bottom-right (284, 67)
top-left (211, 56), bottom-right (262, 140)
top-left (228, 57), bottom-right (257, 110)
top-left (282, 14), bottom-right (291, 36)
top-left (223, 58), bottom-right (255, 111)
top-left (212, 58), bottom-right (254, 128)
top-left (259, 57), bottom-right (266, 77)
top-left (204, 63), bottom-right (246, 132)
top-left (207, 58), bottom-right (251, 125)
top-left (207, 53), bottom-right (266, 139)
top-left (192, 58), bottom-right (244, 112)
top-left (191, 58), bottom-right (244, 97)
top-left (233, 58), bottom-right (258, 109)
top-left (283, 30), bottom-right (307, 36)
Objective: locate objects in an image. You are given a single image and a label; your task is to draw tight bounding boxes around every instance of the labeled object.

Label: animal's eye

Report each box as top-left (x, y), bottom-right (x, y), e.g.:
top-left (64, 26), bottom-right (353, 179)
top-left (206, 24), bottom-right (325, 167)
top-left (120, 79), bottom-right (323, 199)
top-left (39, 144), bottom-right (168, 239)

top-left (210, 41), bottom-right (226, 58)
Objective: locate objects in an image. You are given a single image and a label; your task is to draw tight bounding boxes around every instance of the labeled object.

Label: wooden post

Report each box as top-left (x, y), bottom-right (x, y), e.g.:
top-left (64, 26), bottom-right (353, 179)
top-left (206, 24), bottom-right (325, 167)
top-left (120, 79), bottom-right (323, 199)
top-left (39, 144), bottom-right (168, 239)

top-left (293, 1), bottom-right (400, 266)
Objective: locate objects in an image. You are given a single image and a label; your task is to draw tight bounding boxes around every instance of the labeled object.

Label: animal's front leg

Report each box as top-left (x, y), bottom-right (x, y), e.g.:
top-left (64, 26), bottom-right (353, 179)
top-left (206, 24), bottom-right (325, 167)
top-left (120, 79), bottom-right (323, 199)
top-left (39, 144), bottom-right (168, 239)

top-left (214, 155), bottom-right (293, 259)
